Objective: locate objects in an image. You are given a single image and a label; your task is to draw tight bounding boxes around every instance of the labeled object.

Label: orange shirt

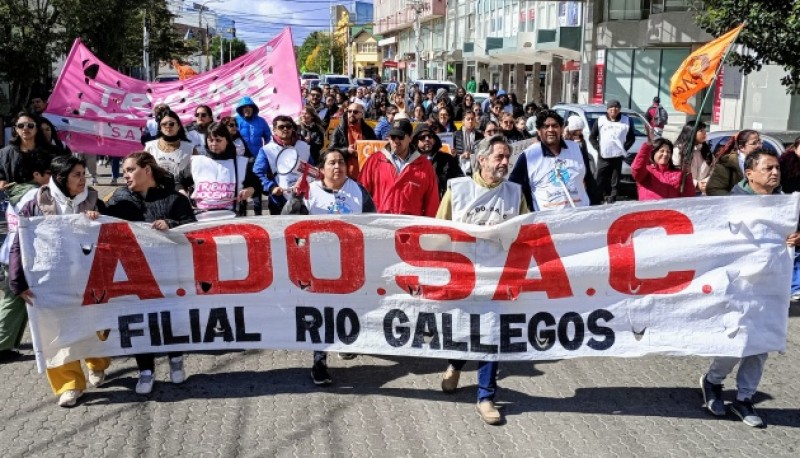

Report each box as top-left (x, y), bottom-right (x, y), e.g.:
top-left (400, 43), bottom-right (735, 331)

top-left (347, 123), bottom-right (363, 146)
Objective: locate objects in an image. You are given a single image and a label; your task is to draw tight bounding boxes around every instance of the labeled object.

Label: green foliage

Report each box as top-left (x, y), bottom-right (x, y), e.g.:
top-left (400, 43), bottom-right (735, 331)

top-left (209, 37), bottom-right (248, 66)
top-left (693, 0), bottom-right (800, 93)
top-left (295, 31), bottom-right (345, 75)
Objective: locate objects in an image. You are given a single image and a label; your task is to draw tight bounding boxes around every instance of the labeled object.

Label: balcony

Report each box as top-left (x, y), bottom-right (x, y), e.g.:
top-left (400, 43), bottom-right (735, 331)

top-left (537, 26), bottom-right (582, 53)
top-left (374, 0), bottom-right (447, 35)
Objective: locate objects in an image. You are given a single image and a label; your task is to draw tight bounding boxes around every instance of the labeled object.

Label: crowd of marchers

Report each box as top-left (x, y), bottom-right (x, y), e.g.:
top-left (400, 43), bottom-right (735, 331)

top-left (0, 83), bottom-right (799, 428)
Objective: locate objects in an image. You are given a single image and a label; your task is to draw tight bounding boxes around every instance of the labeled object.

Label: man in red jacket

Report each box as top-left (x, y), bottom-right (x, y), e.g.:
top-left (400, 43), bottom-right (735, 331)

top-left (358, 118), bottom-right (440, 216)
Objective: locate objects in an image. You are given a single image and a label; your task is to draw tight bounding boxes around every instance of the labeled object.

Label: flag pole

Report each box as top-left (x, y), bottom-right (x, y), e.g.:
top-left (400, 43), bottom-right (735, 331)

top-left (680, 23), bottom-right (745, 193)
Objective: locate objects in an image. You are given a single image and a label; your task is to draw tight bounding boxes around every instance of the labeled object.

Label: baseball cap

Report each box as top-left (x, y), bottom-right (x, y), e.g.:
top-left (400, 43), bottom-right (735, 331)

top-left (567, 116), bottom-right (585, 131)
top-left (388, 118), bottom-right (413, 137)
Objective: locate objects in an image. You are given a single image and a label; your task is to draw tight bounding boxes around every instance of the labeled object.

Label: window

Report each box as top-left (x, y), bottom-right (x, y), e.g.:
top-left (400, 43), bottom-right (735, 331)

top-left (357, 43), bottom-right (377, 53)
top-left (606, 0), bottom-right (651, 21)
top-left (651, 0), bottom-right (691, 14)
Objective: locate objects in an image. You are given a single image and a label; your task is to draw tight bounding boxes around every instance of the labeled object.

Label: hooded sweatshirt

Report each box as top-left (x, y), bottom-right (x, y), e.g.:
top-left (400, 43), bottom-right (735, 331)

top-left (235, 96), bottom-right (272, 156)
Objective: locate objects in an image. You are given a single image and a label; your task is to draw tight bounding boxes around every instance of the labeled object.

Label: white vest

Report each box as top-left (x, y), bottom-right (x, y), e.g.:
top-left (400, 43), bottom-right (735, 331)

top-left (304, 179), bottom-right (365, 215)
top-left (449, 177), bottom-right (522, 226)
top-left (261, 141), bottom-right (312, 191)
top-left (597, 115), bottom-right (630, 158)
top-left (144, 140), bottom-right (194, 179)
top-left (524, 141), bottom-right (589, 211)
top-left (190, 155), bottom-right (249, 211)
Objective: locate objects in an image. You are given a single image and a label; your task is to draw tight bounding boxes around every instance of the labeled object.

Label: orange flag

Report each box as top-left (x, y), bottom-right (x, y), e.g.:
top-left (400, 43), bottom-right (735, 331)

top-left (670, 24), bottom-right (744, 115)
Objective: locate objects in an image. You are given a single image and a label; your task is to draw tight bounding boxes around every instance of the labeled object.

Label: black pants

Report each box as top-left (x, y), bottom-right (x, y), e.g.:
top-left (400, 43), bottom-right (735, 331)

top-left (135, 352), bottom-right (182, 372)
top-left (595, 156), bottom-right (623, 201)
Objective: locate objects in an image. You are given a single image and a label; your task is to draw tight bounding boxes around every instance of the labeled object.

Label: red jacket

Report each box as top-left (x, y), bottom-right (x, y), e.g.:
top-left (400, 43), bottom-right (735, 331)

top-left (632, 143), bottom-right (695, 200)
top-left (358, 149), bottom-right (440, 216)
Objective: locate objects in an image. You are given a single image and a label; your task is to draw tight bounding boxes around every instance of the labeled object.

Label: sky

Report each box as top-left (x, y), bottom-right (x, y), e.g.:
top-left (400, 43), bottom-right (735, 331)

top-left (208, 0), bottom-right (366, 50)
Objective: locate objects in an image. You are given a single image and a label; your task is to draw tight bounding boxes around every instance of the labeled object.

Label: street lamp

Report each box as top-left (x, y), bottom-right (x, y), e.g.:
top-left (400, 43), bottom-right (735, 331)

top-left (198, 0), bottom-right (223, 72)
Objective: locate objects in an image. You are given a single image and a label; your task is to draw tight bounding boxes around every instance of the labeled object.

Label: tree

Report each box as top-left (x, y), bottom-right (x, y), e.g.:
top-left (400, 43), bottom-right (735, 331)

top-left (295, 31), bottom-right (345, 75)
top-left (693, 0), bottom-right (800, 93)
top-left (0, 0), bottom-right (62, 111)
top-left (209, 36), bottom-right (248, 66)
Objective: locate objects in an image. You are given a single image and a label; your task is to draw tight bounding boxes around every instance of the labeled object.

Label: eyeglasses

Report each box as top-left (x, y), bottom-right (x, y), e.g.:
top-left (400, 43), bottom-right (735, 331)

top-left (16, 122), bottom-right (36, 130)
top-left (347, 110), bottom-right (363, 115)
top-left (418, 134), bottom-right (434, 141)
top-left (195, 112), bottom-right (209, 118)
top-left (275, 124), bottom-right (293, 130)
top-left (160, 121), bottom-right (177, 128)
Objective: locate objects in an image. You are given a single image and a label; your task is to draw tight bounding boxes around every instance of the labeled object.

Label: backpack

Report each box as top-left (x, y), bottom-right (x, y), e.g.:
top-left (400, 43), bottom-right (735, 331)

top-left (647, 105), bottom-right (668, 127)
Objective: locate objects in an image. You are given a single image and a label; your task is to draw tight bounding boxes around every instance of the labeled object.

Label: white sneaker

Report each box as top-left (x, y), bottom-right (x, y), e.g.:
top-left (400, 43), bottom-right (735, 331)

top-left (136, 371), bottom-right (154, 394)
top-left (58, 389), bottom-right (83, 408)
top-left (88, 370), bottom-right (106, 387)
top-left (169, 357), bottom-right (185, 384)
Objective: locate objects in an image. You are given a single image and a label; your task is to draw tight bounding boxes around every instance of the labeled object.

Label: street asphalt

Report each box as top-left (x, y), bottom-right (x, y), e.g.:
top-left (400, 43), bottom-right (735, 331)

top-left (2, 164), bottom-right (799, 457)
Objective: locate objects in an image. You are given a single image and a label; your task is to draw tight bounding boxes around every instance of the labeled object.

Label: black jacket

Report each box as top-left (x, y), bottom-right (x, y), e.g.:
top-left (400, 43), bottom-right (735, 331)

top-left (299, 122), bottom-right (325, 164)
top-left (0, 145), bottom-right (38, 184)
top-left (329, 118), bottom-right (377, 155)
top-left (104, 182), bottom-right (196, 228)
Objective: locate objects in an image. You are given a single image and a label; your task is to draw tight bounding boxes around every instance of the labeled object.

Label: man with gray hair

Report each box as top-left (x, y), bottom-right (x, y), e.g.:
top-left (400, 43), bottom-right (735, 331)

top-left (437, 134), bottom-right (528, 425)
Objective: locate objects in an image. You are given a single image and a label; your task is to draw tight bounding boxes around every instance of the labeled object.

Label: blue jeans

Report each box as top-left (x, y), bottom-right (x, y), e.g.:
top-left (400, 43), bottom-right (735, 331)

top-left (792, 251), bottom-right (800, 295)
top-left (449, 359), bottom-right (498, 402)
top-left (111, 157), bottom-right (121, 180)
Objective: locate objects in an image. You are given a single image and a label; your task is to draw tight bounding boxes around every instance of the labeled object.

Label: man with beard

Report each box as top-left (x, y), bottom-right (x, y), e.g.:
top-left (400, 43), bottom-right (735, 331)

top-left (438, 135), bottom-right (527, 425)
top-left (413, 124), bottom-right (463, 198)
top-left (509, 110), bottom-right (591, 211)
top-left (330, 102), bottom-right (377, 178)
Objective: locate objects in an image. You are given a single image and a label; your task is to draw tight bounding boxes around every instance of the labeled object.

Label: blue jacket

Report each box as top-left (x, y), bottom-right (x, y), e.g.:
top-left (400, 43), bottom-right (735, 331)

top-left (235, 96), bottom-right (272, 155)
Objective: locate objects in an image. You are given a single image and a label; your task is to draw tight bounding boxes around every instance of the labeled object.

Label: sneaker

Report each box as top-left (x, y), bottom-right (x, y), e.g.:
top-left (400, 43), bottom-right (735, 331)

top-left (337, 353), bottom-right (357, 360)
top-left (136, 371), bottom-right (155, 394)
top-left (58, 389), bottom-right (83, 408)
top-left (700, 373), bottom-right (726, 416)
top-left (476, 400), bottom-right (502, 425)
top-left (441, 365), bottom-right (461, 393)
top-left (88, 370), bottom-right (106, 387)
top-left (730, 398), bottom-right (764, 427)
top-left (310, 361), bottom-right (332, 386)
top-left (169, 357), bottom-right (185, 384)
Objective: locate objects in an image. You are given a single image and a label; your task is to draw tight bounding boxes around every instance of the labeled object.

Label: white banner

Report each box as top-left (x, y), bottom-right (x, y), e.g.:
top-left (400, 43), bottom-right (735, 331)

top-left (20, 196), bottom-right (799, 368)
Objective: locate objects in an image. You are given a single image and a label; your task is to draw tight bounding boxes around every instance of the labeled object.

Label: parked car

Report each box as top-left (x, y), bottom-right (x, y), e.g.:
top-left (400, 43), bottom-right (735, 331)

top-left (706, 130), bottom-right (790, 156)
top-left (471, 92), bottom-right (490, 109)
top-left (353, 78), bottom-right (377, 88)
top-left (154, 74), bottom-right (180, 83)
top-left (553, 103), bottom-right (649, 197)
top-left (412, 80), bottom-right (459, 100)
top-left (322, 74), bottom-right (354, 92)
top-left (304, 79), bottom-right (321, 89)
top-left (299, 72), bottom-right (320, 87)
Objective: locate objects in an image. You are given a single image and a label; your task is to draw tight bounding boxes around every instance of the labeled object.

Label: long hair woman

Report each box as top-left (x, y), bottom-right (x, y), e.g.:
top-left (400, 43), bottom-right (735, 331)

top-left (9, 155), bottom-right (107, 407)
top-left (104, 151), bottom-right (196, 395)
top-left (143, 109), bottom-right (196, 183)
top-left (672, 121), bottom-right (712, 194)
top-left (706, 129), bottom-right (761, 196)
top-left (0, 112), bottom-right (50, 188)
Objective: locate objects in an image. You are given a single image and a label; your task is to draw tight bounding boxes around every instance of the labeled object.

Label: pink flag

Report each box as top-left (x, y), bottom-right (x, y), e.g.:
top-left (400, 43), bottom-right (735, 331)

top-left (46, 28), bottom-right (302, 156)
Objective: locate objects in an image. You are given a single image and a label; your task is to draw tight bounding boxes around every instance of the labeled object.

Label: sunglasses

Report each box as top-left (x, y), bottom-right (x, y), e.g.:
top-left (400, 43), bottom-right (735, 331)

top-left (160, 121), bottom-right (177, 128)
top-left (347, 110), bottom-right (363, 115)
top-left (195, 112), bottom-right (209, 118)
top-left (16, 122), bottom-right (36, 130)
top-left (418, 134), bottom-right (434, 141)
top-left (275, 124), bottom-right (294, 130)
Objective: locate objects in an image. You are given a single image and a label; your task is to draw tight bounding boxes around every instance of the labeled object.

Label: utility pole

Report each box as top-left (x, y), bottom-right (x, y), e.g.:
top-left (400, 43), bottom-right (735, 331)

top-left (408, 0), bottom-right (424, 80)
top-left (143, 12), bottom-right (150, 81)
top-left (329, 2), bottom-right (334, 74)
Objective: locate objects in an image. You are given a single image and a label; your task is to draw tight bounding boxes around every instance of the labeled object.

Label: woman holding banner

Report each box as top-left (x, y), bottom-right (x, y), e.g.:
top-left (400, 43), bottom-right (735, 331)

top-left (104, 152), bottom-right (196, 395)
top-left (179, 122), bottom-right (260, 220)
top-left (9, 156), bottom-right (108, 407)
top-left (282, 149), bottom-right (376, 386)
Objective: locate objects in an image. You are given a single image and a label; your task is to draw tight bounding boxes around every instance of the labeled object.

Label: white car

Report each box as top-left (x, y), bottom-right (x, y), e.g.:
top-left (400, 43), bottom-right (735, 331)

top-left (412, 80), bottom-right (459, 100)
top-left (553, 103), bottom-right (649, 194)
